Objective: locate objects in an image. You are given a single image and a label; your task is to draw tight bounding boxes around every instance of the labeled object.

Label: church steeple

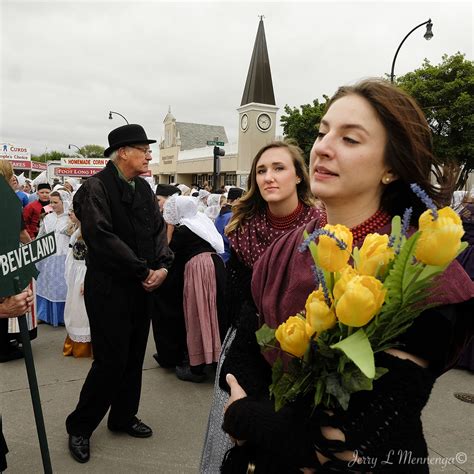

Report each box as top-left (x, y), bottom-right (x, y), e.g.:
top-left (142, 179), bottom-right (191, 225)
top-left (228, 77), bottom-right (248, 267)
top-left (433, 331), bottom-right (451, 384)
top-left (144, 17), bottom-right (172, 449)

top-left (237, 17), bottom-right (278, 178)
top-left (241, 17), bottom-right (275, 106)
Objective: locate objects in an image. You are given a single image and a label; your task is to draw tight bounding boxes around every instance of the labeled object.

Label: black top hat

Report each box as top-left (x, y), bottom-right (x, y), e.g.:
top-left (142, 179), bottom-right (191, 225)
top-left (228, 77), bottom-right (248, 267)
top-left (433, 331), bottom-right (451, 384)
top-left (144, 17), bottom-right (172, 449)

top-left (227, 187), bottom-right (244, 201)
top-left (104, 124), bottom-right (157, 157)
top-left (156, 184), bottom-right (181, 197)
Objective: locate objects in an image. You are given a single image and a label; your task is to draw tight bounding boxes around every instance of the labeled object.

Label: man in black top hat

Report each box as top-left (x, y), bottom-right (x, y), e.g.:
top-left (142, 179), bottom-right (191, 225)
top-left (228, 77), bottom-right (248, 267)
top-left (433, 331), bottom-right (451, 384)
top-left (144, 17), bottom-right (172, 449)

top-left (65, 124), bottom-right (173, 463)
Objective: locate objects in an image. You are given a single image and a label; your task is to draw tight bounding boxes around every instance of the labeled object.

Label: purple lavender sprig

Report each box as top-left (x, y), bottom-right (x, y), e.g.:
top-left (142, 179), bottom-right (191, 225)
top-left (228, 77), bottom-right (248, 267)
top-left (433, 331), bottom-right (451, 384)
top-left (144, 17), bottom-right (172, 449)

top-left (299, 228), bottom-right (348, 253)
top-left (310, 264), bottom-right (320, 287)
top-left (387, 234), bottom-right (396, 248)
top-left (313, 265), bottom-right (332, 307)
top-left (401, 207), bottom-right (413, 238)
top-left (410, 183), bottom-right (438, 220)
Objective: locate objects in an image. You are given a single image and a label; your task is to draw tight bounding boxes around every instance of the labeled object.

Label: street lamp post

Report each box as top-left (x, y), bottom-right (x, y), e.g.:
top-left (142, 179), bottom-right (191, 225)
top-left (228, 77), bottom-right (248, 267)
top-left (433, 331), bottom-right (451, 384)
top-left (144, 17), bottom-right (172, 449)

top-left (108, 111), bottom-right (129, 124)
top-left (390, 19), bottom-right (433, 83)
top-left (68, 143), bottom-right (82, 154)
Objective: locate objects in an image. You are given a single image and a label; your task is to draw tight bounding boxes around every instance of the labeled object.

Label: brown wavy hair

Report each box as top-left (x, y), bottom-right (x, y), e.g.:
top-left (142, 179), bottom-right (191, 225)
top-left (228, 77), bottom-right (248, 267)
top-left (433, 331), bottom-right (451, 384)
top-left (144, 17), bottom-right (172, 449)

top-left (0, 160), bottom-right (14, 182)
top-left (226, 140), bottom-right (314, 234)
top-left (323, 79), bottom-right (456, 220)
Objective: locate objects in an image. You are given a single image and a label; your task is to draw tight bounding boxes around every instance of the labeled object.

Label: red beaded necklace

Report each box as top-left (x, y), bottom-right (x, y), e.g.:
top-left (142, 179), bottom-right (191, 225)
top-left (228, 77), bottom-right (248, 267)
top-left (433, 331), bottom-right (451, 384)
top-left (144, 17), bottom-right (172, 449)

top-left (319, 209), bottom-right (391, 242)
top-left (266, 201), bottom-right (304, 229)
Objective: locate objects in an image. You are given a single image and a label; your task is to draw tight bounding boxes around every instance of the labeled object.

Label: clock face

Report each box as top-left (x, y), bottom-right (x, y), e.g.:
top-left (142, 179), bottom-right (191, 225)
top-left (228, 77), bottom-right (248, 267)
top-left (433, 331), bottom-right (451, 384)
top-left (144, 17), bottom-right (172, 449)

top-left (257, 113), bottom-right (271, 131)
top-left (240, 113), bottom-right (249, 131)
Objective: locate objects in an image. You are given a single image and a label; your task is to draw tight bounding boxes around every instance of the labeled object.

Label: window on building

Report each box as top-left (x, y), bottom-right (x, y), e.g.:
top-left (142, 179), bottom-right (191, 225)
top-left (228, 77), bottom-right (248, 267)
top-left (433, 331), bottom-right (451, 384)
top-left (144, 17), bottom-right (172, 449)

top-left (168, 175), bottom-right (175, 184)
top-left (224, 174), bottom-right (237, 186)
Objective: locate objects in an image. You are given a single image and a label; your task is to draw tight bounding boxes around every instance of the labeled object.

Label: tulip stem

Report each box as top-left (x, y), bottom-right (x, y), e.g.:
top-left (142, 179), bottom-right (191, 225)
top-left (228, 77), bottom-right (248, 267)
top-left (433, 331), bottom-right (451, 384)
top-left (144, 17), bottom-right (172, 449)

top-left (347, 326), bottom-right (353, 337)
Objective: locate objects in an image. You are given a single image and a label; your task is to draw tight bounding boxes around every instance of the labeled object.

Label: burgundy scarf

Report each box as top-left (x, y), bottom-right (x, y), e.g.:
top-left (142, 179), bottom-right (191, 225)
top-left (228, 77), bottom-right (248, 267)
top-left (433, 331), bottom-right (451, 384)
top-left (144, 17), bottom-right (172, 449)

top-left (252, 219), bottom-right (474, 330)
top-left (228, 204), bottom-right (322, 268)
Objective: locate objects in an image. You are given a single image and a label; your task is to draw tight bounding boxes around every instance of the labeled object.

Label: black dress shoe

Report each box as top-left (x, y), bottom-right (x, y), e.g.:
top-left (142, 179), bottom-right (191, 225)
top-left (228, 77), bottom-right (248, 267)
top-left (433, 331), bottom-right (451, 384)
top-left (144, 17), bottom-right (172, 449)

top-left (109, 418), bottom-right (153, 438)
top-left (175, 364), bottom-right (206, 383)
top-left (152, 353), bottom-right (175, 369)
top-left (68, 434), bottom-right (90, 463)
top-left (0, 347), bottom-right (24, 363)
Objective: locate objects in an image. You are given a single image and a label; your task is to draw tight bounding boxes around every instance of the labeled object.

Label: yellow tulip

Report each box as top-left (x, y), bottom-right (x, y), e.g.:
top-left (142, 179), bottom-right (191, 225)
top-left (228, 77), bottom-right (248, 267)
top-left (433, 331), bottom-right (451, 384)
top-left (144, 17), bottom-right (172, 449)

top-left (418, 207), bottom-right (462, 230)
top-left (305, 289), bottom-right (336, 337)
top-left (275, 316), bottom-right (310, 357)
top-left (357, 233), bottom-right (395, 276)
top-left (335, 276), bottom-right (386, 327)
top-left (317, 224), bottom-right (353, 272)
top-left (416, 207), bottom-right (464, 266)
top-left (333, 265), bottom-right (358, 300)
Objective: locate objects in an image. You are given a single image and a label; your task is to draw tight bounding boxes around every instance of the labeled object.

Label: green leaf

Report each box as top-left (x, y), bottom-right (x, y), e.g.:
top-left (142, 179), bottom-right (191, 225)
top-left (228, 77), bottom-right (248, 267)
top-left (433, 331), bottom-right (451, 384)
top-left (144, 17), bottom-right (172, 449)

top-left (314, 378), bottom-right (325, 408)
top-left (256, 324), bottom-right (276, 348)
top-left (271, 357), bottom-right (284, 387)
top-left (352, 246), bottom-right (360, 271)
top-left (330, 329), bottom-right (375, 378)
top-left (374, 366), bottom-right (389, 380)
top-left (342, 366), bottom-right (373, 393)
top-left (457, 241), bottom-right (468, 256)
top-left (326, 373), bottom-right (350, 410)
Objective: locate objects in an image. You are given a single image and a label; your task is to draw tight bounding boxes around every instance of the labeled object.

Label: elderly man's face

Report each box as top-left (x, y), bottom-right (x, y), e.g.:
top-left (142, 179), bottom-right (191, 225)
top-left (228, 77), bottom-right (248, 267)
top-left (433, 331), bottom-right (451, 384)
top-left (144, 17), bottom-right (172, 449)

top-left (121, 144), bottom-right (152, 178)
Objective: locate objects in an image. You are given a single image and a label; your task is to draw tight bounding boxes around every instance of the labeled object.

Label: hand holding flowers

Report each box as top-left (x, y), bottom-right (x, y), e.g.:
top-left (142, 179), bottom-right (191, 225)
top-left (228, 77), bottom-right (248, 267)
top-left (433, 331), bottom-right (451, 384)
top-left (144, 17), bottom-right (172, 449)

top-left (256, 185), bottom-right (466, 411)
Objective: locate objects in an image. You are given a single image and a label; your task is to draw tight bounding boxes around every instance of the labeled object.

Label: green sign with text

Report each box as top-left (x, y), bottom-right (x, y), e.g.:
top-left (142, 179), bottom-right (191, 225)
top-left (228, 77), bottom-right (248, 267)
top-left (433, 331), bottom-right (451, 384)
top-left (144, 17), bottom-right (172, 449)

top-left (0, 177), bottom-right (56, 297)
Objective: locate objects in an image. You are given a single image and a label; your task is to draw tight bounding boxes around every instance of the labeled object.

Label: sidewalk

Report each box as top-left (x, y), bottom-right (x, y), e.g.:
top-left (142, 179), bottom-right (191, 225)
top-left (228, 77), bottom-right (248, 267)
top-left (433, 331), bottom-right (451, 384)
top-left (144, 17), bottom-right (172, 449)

top-left (1, 324), bottom-right (473, 473)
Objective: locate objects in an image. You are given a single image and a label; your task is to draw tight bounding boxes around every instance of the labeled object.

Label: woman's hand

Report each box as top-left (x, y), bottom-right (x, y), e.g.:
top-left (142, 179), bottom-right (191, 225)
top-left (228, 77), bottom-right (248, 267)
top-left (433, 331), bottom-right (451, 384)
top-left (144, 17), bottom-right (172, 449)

top-left (224, 373), bottom-right (248, 446)
top-left (225, 373), bottom-right (247, 409)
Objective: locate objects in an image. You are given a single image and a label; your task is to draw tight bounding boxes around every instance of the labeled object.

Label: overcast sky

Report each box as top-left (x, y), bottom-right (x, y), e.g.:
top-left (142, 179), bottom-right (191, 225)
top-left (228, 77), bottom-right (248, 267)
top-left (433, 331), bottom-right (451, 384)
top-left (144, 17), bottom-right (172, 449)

top-left (1, 0), bottom-right (472, 159)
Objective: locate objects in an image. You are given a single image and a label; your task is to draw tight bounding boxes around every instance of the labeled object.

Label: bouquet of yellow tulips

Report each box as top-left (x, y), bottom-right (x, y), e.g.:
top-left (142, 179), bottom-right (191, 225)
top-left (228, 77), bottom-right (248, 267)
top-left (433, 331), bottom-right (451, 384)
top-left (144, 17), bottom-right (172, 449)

top-left (256, 185), bottom-right (467, 411)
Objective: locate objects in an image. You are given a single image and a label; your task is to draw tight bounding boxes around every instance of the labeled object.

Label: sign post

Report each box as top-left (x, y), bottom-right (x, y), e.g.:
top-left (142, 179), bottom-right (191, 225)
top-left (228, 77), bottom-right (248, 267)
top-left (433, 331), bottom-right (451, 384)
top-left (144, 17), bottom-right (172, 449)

top-left (0, 178), bottom-right (54, 473)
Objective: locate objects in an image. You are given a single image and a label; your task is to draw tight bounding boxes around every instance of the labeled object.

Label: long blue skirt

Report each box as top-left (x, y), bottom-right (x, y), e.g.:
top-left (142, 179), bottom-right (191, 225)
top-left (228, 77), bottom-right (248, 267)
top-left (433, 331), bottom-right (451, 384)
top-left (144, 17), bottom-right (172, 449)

top-left (37, 296), bottom-right (65, 327)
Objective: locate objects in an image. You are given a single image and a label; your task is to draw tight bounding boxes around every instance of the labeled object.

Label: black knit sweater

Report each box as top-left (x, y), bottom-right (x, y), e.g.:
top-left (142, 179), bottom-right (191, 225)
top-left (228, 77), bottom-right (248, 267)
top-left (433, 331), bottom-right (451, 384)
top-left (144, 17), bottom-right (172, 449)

top-left (221, 299), bottom-right (473, 473)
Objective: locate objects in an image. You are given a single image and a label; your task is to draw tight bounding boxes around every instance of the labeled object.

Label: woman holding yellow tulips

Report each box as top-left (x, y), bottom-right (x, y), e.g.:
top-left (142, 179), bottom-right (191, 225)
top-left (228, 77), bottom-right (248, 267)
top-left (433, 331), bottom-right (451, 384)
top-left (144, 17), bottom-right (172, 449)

top-left (200, 141), bottom-right (321, 472)
top-left (221, 80), bottom-right (474, 473)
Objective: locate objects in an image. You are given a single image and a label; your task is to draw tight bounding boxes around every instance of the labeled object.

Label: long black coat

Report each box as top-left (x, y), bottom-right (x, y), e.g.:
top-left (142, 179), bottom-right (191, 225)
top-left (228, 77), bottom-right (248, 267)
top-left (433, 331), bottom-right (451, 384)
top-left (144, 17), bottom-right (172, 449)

top-left (73, 161), bottom-right (173, 282)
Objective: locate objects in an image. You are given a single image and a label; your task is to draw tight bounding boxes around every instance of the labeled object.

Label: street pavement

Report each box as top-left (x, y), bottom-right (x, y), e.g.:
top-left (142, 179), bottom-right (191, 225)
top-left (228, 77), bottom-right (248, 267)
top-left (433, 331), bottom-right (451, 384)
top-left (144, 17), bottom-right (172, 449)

top-left (1, 324), bottom-right (473, 473)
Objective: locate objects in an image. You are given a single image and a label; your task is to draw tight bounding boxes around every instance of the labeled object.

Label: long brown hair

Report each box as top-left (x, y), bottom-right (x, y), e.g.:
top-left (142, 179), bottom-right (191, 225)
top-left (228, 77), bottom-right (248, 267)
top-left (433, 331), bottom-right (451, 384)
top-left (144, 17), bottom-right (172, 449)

top-left (227, 140), bottom-right (314, 234)
top-left (324, 79), bottom-right (456, 220)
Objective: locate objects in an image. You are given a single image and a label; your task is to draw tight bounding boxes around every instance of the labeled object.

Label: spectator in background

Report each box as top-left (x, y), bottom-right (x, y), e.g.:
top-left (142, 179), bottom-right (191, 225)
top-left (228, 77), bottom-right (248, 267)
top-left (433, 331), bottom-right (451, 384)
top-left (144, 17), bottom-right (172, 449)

top-left (162, 195), bottom-right (225, 382)
top-left (35, 190), bottom-right (71, 327)
top-left (23, 183), bottom-right (51, 238)
top-left (63, 206), bottom-right (92, 358)
top-left (177, 184), bottom-right (191, 196)
top-left (10, 175), bottom-right (29, 207)
top-left (205, 193), bottom-right (224, 222)
top-left (0, 161), bottom-right (33, 363)
top-left (0, 288), bottom-right (34, 470)
top-left (155, 184), bottom-right (181, 213)
top-left (214, 187), bottom-right (244, 264)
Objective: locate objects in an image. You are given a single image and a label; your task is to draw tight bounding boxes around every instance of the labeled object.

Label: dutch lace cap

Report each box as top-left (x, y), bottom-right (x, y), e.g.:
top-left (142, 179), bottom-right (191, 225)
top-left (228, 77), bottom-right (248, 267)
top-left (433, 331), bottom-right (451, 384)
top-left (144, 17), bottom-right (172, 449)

top-left (163, 195), bottom-right (224, 253)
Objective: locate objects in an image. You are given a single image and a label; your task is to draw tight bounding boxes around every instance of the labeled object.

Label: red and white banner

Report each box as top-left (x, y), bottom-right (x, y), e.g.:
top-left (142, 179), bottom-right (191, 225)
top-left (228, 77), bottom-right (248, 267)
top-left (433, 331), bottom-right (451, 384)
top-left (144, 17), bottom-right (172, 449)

top-left (55, 166), bottom-right (151, 178)
top-left (1, 143), bottom-right (31, 161)
top-left (8, 160), bottom-right (47, 171)
top-left (61, 157), bottom-right (109, 167)
top-left (31, 161), bottom-right (47, 171)
top-left (55, 167), bottom-right (100, 177)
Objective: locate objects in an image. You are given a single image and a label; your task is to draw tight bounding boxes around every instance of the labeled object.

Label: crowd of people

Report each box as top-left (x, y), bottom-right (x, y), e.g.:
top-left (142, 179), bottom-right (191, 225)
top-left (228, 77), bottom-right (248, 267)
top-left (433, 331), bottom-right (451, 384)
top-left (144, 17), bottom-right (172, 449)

top-left (1, 79), bottom-right (473, 472)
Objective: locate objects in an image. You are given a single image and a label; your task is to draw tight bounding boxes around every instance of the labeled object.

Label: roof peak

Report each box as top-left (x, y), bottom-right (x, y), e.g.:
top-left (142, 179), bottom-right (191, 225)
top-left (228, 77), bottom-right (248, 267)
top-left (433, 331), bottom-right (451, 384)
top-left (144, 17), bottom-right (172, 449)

top-left (241, 18), bottom-right (275, 106)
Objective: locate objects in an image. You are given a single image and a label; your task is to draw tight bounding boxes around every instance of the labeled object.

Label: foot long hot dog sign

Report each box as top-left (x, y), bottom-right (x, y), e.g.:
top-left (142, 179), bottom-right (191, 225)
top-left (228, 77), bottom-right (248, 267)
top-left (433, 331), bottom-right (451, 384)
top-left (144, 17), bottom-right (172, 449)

top-left (53, 157), bottom-right (151, 177)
